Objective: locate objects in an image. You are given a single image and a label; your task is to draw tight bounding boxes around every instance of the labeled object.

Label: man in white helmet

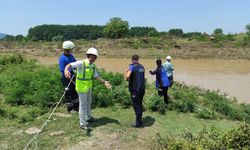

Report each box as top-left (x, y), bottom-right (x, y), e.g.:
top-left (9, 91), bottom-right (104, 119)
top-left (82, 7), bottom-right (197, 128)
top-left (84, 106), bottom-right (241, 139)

top-left (64, 47), bottom-right (111, 130)
top-left (59, 41), bottom-right (79, 113)
top-left (163, 55), bottom-right (174, 88)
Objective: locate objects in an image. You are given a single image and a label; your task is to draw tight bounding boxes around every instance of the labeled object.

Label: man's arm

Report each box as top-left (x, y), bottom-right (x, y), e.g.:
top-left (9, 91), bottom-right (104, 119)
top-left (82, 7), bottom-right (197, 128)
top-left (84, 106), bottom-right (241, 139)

top-left (126, 70), bottom-right (132, 81)
top-left (170, 64), bottom-right (174, 71)
top-left (126, 65), bottom-right (133, 81)
top-left (149, 68), bottom-right (157, 75)
top-left (64, 64), bottom-right (72, 79)
top-left (95, 76), bottom-right (112, 89)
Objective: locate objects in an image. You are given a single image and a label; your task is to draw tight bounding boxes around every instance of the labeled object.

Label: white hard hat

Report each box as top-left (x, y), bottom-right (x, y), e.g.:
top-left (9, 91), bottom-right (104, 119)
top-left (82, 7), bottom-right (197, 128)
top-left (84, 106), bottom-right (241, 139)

top-left (62, 41), bottom-right (75, 50)
top-left (166, 56), bottom-right (171, 60)
top-left (86, 47), bottom-right (98, 56)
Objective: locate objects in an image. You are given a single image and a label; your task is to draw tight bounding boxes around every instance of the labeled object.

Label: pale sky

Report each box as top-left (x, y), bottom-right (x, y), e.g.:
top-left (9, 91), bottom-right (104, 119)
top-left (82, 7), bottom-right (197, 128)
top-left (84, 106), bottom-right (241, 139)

top-left (1, 0), bottom-right (250, 35)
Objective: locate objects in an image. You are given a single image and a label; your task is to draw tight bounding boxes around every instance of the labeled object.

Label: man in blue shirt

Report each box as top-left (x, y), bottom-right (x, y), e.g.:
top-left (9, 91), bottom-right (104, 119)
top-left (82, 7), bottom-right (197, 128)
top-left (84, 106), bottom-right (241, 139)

top-left (126, 55), bottom-right (145, 128)
top-left (59, 41), bottom-right (79, 113)
top-left (163, 56), bottom-right (174, 88)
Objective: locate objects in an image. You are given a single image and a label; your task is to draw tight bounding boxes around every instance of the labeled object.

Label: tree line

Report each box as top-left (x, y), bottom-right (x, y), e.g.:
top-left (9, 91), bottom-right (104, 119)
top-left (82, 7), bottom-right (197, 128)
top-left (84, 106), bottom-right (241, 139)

top-left (2, 17), bottom-right (250, 43)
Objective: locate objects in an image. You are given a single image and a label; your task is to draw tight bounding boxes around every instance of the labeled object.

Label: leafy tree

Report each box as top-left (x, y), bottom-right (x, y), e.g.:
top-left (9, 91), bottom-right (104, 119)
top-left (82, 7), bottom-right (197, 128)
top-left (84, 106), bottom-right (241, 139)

top-left (129, 27), bottom-right (158, 37)
top-left (103, 17), bottom-right (129, 39)
top-left (159, 31), bottom-right (168, 37)
top-left (52, 35), bottom-right (64, 41)
top-left (213, 28), bottom-right (223, 35)
top-left (148, 30), bottom-right (159, 37)
top-left (28, 24), bottom-right (104, 41)
top-left (245, 24), bottom-right (250, 33)
top-left (2, 35), bottom-right (15, 41)
top-left (168, 29), bottom-right (184, 37)
top-left (183, 32), bottom-right (202, 38)
top-left (15, 35), bottom-right (26, 41)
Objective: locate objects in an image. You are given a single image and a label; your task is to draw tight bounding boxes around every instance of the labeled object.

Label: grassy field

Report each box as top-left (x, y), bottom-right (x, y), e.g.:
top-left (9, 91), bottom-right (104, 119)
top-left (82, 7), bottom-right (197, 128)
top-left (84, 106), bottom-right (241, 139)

top-left (0, 106), bottom-right (241, 150)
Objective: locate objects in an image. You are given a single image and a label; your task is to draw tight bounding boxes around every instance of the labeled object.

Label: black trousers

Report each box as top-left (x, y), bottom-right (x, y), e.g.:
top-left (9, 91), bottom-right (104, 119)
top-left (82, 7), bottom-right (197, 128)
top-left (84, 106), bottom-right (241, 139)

top-left (158, 87), bottom-right (169, 104)
top-left (62, 76), bottom-right (79, 111)
top-left (131, 92), bottom-right (144, 125)
top-left (168, 75), bottom-right (174, 88)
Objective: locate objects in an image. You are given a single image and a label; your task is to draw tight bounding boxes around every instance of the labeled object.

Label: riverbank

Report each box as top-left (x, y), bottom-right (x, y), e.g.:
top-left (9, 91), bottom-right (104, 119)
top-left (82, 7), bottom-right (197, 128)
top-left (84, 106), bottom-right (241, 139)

top-left (20, 55), bottom-right (250, 104)
top-left (1, 38), bottom-right (250, 59)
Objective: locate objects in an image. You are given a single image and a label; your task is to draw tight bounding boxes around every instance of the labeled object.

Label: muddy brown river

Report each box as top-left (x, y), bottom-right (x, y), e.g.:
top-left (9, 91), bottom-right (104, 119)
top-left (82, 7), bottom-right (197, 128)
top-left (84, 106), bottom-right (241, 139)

top-left (33, 56), bottom-right (250, 104)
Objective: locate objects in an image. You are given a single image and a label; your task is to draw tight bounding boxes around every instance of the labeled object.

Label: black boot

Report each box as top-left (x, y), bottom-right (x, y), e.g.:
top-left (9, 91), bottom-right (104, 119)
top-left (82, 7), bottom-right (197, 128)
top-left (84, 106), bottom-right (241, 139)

top-left (66, 103), bottom-right (74, 113)
top-left (72, 99), bottom-right (79, 112)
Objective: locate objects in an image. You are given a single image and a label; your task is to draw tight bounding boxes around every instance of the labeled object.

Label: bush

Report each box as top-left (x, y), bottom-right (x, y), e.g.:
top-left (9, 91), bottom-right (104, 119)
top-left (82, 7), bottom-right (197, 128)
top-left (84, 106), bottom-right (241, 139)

top-left (168, 98), bottom-right (195, 113)
top-left (168, 86), bottom-right (196, 113)
top-left (0, 54), bottom-right (26, 66)
top-left (145, 93), bottom-right (166, 114)
top-left (0, 62), bottom-right (62, 107)
top-left (92, 69), bottom-right (130, 107)
top-left (92, 85), bottom-right (114, 107)
top-left (112, 85), bottom-right (131, 108)
top-left (149, 123), bottom-right (250, 149)
top-left (223, 123), bottom-right (250, 149)
top-left (195, 107), bottom-right (216, 119)
top-left (202, 90), bottom-right (247, 121)
top-left (167, 83), bottom-right (250, 123)
top-left (0, 104), bottom-right (6, 117)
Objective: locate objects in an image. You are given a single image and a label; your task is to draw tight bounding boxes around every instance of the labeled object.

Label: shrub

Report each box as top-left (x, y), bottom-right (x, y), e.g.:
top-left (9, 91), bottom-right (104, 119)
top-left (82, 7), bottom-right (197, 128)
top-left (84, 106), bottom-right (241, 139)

top-left (149, 123), bottom-right (250, 149)
top-left (97, 69), bottom-right (124, 86)
top-left (168, 98), bottom-right (195, 113)
top-left (195, 107), bottom-right (216, 119)
top-left (0, 105), bottom-right (6, 117)
top-left (0, 54), bottom-right (26, 66)
top-left (1, 62), bottom-right (62, 107)
top-left (5, 107), bottom-right (19, 119)
top-left (112, 85), bottom-right (131, 108)
top-left (145, 93), bottom-right (166, 114)
top-left (223, 123), bottom-right (250, 149)
top-left (92, 69), bottom-right (129, 107)
top-left (168, 87), bottom-right (196, 113)
top-left (168, 83), bottom-right (250, 122)
top-left (92, 85), bottom-right (114, 107)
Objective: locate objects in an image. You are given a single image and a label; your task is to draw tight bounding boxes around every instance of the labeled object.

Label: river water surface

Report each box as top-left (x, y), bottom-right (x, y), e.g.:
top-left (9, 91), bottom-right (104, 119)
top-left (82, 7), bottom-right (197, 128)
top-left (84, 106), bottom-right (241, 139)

top-left (34, 56), bottom-right (250, 104)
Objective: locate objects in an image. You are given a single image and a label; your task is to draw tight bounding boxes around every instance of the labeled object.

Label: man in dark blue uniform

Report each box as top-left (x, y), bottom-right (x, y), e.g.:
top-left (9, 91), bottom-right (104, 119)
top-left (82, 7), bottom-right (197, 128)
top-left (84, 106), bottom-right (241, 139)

top-left (59, 41), bottom-right (79, 113)
top-left (126, 55), bottom-right (145, 128)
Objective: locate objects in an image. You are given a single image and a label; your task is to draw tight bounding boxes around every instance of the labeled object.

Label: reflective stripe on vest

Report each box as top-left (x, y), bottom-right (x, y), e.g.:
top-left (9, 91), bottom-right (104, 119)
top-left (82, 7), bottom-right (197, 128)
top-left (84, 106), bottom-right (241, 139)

top-left (76, 60), bottom-right (96, 93)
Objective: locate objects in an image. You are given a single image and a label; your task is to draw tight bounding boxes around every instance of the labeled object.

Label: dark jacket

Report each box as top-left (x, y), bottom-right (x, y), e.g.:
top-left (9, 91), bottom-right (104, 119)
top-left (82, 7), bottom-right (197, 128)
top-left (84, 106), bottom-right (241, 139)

top-left (129, 63), bottom-right (145, 95)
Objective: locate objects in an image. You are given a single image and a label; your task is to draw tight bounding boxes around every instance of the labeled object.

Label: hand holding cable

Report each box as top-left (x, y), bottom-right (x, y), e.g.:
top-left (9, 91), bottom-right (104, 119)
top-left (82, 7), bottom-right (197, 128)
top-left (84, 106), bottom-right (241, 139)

top-left (64, 70), bottom-right (71, 79)
top-left (64, 64), bottom-right (72, 79)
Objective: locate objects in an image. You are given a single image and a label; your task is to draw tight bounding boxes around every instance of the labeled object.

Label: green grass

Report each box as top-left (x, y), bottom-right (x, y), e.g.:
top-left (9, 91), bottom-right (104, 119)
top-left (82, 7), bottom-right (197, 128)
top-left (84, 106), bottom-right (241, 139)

top-left (0, 105), bottom-right (241, 150)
